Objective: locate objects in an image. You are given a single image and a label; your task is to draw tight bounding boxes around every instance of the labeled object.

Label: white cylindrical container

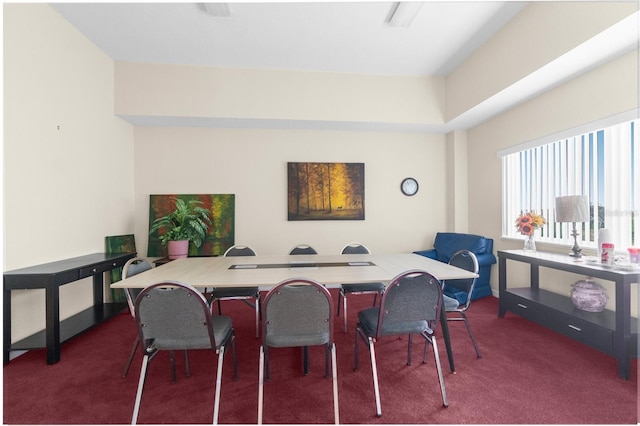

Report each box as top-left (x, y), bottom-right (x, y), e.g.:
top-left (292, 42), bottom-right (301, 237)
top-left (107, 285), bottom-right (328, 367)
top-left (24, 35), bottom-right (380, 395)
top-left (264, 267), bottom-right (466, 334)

top-left (598, 228), bottom-right (612, 258)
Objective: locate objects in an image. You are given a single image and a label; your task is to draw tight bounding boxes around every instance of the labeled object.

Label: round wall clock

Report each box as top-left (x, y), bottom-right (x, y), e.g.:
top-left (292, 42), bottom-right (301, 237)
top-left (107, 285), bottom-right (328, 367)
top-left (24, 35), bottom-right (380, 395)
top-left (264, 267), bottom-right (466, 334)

top-left (401, 177), bottom-right (419, 196)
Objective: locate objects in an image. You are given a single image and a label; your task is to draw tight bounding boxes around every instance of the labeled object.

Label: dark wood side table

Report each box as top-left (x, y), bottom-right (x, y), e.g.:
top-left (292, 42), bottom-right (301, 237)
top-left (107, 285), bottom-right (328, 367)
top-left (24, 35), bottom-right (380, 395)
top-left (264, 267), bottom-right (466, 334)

top-left (498, 249), bottom-right (639, 380)
top-left (3, 252), bottom-right (136, 364)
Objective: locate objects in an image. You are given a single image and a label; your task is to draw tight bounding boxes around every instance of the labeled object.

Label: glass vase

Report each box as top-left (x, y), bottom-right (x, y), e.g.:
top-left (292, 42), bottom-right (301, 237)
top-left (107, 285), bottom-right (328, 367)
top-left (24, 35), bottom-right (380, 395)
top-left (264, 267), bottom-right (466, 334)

top-left (523, 234), bottom-right (536, 252)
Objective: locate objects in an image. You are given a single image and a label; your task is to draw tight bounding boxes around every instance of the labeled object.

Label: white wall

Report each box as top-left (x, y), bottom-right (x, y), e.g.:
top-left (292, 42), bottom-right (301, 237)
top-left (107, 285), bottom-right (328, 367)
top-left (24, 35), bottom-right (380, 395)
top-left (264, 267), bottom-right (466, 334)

top-left (3, 4), bottom-right (136, 340)
top-left (132, 127), bottom-right (446, 257)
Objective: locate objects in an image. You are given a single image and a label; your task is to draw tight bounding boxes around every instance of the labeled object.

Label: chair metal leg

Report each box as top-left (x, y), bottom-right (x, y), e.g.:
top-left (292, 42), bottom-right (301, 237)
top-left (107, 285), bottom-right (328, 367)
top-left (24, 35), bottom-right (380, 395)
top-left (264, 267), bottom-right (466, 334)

top-left (212, 345), bottom-right (225, 425)
top-left (343, 294), bottom-right (348, 333)
top-left (367, 337), bottom-right (382, 417)
top-left (230, 333), bottom-right (239, 381)
top-left (303, 346), bottom-right (309, 375)
top-left (407, 334), bottom-right (413, 366)
top-left (430, 337), bottom-right (449, 407)
top-left (258, 346), bottom-right (265, 425)
top-left (354, 327), bottom-right (361, 371)
top-left (169, 351), bottom-right (177, 383)
top-left (330, 343), bottom-right (340, 425)
top-left (255, 296), bottom-right (260, 338)
top-left (461, 313), bottom-right (482, 358)
top-left (131, 353), bottom-right (150, 424)
top-left (184, 350), bottom-right (191, 377)
top-left (122, 335), bottom-right (139, 378)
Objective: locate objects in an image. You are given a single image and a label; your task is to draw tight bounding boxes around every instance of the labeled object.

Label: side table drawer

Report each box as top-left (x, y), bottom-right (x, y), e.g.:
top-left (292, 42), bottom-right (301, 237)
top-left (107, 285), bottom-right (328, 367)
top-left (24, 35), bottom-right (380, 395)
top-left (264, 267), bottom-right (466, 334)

top-left (79, 258), bottom-right (128, 279)
top-left (501, 291), bottom-right (548, 323)
top-left (546, 309), bottom-right (613, 355)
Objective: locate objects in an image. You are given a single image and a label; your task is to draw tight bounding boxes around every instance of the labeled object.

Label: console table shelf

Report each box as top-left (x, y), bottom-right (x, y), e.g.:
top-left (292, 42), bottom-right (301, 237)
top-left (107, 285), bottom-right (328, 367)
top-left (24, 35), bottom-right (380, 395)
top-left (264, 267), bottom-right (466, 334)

top-left (4, 252), bottom-right (136, 364)
top-left (498, 250), bottom-right (639, 380)
top-left (9, 303), bottom-right (127, 352)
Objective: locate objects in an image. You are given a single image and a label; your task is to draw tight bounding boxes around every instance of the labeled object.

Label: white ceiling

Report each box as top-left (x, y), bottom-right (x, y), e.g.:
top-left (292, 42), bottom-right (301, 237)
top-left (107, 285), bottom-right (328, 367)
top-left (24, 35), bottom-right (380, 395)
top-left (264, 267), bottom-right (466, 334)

top-left (50, 2), bottom-right (639, 132)
top-left (51, 2), bottom-right (528, 76)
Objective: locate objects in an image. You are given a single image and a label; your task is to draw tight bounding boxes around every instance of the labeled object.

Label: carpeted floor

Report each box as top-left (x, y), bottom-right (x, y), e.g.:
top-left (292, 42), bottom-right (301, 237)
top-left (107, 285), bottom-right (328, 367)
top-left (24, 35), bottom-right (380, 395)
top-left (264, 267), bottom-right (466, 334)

top-left (3, 293), bottom-right (638, 424)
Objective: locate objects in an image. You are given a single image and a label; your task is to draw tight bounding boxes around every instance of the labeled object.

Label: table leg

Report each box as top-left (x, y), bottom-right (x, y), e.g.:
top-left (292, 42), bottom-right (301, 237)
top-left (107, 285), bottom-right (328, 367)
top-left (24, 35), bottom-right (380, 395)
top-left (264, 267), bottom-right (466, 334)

top-left (440, 308), bottom-right (455, 373)
top-left (498, 257), bottom-right (507, 317)
top-left (614, 280), bottom-right (631, 380)
top-left (4, 286), bottom-right (11, 363)
top-left (93, 273), bottom-right (104, 310)
top-left (45, 282), bottom-right (61, 365)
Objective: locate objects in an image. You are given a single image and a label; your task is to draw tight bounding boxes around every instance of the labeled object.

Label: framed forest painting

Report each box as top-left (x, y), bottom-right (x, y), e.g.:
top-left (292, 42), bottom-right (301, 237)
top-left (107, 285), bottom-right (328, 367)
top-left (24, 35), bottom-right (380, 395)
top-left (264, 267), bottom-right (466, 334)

top-left (287, 162), bottom-right (365, 221)
top-left (147, 194), bottom-right (235, 257)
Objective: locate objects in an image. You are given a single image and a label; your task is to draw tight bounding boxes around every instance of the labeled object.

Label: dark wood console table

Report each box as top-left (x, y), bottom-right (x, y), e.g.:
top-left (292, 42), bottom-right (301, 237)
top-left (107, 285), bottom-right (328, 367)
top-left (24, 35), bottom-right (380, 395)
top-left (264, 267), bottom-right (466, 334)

top-left (498, 250), bottom-right (639, 380)
top-left (3, 252), bottom-right (136, 364)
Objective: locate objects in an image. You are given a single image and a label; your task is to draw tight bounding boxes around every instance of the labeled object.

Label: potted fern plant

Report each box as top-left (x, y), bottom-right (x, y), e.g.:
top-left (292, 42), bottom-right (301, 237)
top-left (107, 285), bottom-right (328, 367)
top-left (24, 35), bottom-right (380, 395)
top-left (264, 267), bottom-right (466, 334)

top-left (149, 198), bottom-right (213, 259)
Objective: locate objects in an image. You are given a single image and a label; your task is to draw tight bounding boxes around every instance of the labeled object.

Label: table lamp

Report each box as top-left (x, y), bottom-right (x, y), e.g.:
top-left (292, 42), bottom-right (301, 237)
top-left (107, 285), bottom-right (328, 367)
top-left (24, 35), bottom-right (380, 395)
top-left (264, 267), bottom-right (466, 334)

top-left (555, 195), bottom-right (590, 258)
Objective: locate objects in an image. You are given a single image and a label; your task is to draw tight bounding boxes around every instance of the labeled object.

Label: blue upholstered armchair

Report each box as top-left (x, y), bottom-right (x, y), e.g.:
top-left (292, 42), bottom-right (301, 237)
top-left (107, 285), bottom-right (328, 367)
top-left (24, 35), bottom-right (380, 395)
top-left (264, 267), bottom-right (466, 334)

top-left (414, 232), bottom-right (496, 303)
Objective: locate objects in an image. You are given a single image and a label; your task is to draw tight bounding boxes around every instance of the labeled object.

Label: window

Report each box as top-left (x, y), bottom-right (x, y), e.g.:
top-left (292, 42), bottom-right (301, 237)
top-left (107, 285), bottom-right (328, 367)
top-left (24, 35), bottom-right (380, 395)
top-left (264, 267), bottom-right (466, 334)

top-left (500, 115), bottom-right (639, 250)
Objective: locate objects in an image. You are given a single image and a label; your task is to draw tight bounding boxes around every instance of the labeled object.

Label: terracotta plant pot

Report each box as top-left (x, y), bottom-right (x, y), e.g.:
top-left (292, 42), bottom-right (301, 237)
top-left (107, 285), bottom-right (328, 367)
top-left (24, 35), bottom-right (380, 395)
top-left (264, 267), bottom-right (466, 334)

top-left (167, 240), bottom-right (189, 259)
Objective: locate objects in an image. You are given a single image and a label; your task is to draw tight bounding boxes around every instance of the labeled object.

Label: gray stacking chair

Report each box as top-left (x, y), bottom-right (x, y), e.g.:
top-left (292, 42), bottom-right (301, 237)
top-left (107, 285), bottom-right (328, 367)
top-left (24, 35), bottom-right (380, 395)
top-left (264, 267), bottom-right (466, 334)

top-left (121, 257), bottom-right (153, 378)
top-left (258, 278), bottom-right (339, 424)
top-left (131, 281), bottom-right (238, 425)
top-left (209, 245), bottom-right (261, 338)
top-left (288, 244), bottom-right (318, 373)
top-left (288, 244), bottom-right (318, 255)
top-left (445, 250), bottom-right (482, 358)
top-left (122, 258), bottom-right (190, 382)
top-left (337, 242), bottom-right (385, 333)
top-left (355, 269), bottom-right (448, 417)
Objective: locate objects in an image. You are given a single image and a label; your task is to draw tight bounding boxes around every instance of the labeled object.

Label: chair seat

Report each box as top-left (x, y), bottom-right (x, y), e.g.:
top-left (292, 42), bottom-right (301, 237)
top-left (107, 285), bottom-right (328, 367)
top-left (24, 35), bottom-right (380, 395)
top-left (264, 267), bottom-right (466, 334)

top-left (443, 295), bottom-right (460, 311)
top-left (341, 282), bottom-right (385, 293)
top-left (153, 315), bottom-right (233, 350)
top-left (358, 307), bottom-right (433, 337)
top-left (266, 331), bottom-right (330, 348)
top-left (212, 287), bottom-right (259, 298)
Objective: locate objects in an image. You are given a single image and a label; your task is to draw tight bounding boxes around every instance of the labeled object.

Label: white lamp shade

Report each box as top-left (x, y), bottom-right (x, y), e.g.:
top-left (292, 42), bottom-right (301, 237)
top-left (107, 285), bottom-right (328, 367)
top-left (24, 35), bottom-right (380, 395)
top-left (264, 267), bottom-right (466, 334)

top-left (555, 195), bottom-right (590, 223)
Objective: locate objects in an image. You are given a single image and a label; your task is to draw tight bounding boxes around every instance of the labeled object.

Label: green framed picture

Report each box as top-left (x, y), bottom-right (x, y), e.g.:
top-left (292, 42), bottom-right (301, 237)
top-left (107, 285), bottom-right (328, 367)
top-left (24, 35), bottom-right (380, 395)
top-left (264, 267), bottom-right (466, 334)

top-left (147, 194), bottom-right (235, 257)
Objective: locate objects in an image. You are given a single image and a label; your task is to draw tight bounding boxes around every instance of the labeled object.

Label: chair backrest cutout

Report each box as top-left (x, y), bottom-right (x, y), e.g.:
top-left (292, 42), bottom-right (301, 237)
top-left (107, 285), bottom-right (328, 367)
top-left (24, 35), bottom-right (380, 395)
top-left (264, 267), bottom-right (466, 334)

top-left (224, 245), bottom-right (257, 257)
top-left (289, 245), bottom-right (318, 255)
top-left (340, 243), bottom-right (370, 255)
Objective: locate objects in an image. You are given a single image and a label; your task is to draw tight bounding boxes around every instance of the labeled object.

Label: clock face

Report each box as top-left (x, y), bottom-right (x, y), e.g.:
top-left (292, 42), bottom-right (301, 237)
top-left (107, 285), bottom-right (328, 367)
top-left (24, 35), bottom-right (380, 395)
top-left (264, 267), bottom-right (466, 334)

top-left (401, 178), bottom-right (418, 196)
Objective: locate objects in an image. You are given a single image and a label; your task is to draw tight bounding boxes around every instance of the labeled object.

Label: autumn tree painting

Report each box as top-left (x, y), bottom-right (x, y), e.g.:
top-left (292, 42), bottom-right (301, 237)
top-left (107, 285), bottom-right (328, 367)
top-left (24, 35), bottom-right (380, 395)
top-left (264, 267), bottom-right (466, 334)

top-left (288, 162), bottom-right (364, 220)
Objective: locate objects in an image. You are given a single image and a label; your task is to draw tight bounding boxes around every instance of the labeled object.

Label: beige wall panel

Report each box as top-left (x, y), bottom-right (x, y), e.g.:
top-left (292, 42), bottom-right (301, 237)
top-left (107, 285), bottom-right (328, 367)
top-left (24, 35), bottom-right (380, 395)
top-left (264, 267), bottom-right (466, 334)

top-left (447, 2), bottom-right (637, 121)
top-left (115, 62), bottom-right (445, 125)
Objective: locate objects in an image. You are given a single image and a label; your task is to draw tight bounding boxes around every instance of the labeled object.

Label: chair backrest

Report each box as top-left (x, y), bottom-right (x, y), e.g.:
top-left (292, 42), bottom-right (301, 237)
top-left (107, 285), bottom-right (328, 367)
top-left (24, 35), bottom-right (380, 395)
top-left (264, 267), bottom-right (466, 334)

top-left (376, 270), bottom-right (443, 339)
top-left (340, 242), bottom-right (370, 255)
top-left (224, 245), bottom-right (257, 257)
top-left (135, 281), bottom-right (217, 351)
top-left (289, 245), bottom-right (318, 255)
top-left (122, 257), bottom-right (153, 317)
top-left (262, 278), bottom-right (334, 347)
top-left (445, 250), bottom-right (479, 309)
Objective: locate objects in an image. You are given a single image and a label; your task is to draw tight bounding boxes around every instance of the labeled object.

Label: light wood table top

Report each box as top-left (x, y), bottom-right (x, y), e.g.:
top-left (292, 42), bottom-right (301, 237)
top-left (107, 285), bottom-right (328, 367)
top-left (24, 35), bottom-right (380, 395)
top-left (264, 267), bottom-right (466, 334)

top-left (111, 253), bottom-right (477, 290)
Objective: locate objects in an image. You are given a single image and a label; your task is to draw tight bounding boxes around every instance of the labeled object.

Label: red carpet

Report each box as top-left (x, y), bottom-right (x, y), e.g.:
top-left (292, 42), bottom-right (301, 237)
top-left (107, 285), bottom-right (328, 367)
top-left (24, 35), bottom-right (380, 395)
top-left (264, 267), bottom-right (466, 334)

top-left (3, 292), bottom-right (638, 424)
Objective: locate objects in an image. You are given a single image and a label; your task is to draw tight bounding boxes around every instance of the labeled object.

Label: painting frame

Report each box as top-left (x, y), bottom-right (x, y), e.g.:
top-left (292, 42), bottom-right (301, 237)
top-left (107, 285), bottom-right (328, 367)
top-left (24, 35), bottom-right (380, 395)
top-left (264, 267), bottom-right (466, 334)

top-left (147, 194), bottom-right (235, 257)
top-left (287, 162), bottom-right (365, 221)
